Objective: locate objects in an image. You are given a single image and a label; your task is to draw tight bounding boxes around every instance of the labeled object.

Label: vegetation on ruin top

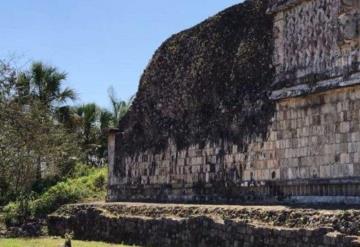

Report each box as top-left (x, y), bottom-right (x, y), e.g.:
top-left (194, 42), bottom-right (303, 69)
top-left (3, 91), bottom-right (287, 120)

top-left (117, 0), bottom-right (275, 157)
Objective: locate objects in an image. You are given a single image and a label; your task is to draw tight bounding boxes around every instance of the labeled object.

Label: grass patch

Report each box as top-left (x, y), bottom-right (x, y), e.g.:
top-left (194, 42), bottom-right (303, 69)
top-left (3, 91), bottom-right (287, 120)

top-left (0, 238), bottom-right (132, 247)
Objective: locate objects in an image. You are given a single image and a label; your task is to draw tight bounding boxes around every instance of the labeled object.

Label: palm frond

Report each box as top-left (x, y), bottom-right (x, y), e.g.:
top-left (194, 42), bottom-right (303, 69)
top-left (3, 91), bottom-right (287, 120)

top-left (57, 87), bottom-right (77, 103)
top-left (99, 109), bottom-right (114, 129)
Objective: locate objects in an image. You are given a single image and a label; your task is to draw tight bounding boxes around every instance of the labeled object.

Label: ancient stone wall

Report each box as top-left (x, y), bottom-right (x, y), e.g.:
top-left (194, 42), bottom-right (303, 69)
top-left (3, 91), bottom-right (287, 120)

top-left (48, 203), bottom-right (360, 247)
top-left (108, 0), bottom-right (360, 203)
top-left (108, 85), bottom-right (360, 202)
top-left (270, 0), bottom-right (360, 87)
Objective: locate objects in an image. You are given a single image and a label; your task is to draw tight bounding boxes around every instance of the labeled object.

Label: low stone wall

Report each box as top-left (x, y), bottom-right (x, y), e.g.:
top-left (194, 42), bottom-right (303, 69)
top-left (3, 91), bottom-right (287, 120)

top-left (48, 203), bottom-right (360, 247)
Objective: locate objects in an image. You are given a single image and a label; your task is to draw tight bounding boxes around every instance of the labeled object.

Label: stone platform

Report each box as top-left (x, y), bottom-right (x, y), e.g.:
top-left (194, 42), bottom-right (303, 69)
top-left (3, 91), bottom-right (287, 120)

top-left (48, 202), bottom-right (360, 247)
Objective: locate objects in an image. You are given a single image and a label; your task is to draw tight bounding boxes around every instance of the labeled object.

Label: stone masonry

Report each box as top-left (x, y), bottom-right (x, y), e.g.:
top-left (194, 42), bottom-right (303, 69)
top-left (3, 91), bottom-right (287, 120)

top-left (269, 0), bottom-right (360, 86)
top-left (48, 203), bottom-right (360, 247)
top-left (108, 0), bottom-right (360, 203)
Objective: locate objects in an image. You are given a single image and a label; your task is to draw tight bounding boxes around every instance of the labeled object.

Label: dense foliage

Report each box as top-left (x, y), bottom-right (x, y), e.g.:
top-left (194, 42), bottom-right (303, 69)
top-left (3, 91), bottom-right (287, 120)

top-left (118, 0), bottom-right (274, 156)
top-left (0, 59), bottom-right (130, 224)
top-left (4, 164), bottom-right (107, 226)
top-left (0, 61), bottom-right (80, 204)
top-left (0, 100), bottom-right (79, 202)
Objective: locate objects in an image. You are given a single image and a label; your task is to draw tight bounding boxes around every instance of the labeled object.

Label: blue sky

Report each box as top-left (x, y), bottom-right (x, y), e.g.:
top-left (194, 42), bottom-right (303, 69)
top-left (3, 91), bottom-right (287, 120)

top-left (0, 0), bottom-right (242, 109)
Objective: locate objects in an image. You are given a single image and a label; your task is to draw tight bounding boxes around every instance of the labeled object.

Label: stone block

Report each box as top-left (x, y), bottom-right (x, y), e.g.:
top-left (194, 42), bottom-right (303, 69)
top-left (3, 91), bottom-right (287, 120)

top-left (340, 122), bottom-right (351, 133)
top-left (340, 153), bottom-right (350, 164)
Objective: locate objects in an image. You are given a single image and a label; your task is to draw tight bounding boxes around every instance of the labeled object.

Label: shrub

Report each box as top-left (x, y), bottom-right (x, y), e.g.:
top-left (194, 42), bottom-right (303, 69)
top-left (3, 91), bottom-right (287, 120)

top-left (3, 193), bottom-right (34, 226)
top-left (69, 163), bottom-right (94, 178)
top-left (93, 174), bottom-right (106, 189)
top-left (31, 182), bottom-right (83, 217)
top-left (31, 176), bottom-right (61, 194)
top-left (3, 202), bottom-right (21, 226)
top-left (4, 164), bottom-right (107, 222)
top-left (0, 177), bottom-right (10, 205)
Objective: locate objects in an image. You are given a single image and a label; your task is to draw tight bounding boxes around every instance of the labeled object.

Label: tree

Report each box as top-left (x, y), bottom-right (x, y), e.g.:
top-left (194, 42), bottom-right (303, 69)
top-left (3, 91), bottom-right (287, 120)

top-left (77, 103), bottom-right (99, 149)
top-left (0, 101), bottom-right (79, 190)
top-left (0, 59), bottom-right (133, 204)
top-left (108, 86), bottom-right (133, 126)
top-left (75, 104), bottom-right (118, 165)
top-left (0, 61), bottom-right (80, 204)
top-left (0, 59), bottom-right (17, 101)
top-left (16, 62), bottom-right (76, 108)
top-left (55, 87), bottom-right (133, 166)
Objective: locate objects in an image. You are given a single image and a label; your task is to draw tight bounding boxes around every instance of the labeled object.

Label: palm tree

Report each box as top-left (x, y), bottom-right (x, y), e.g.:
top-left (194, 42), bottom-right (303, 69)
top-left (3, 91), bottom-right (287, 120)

top-left (14, 62), bottom-right (76, 178)
top-left (16, 62), bottom-right (76, 108)
top-left (75, 104), bottom-right (114, 165)
top-left (76, 103), bottom-right (98, 145)
top-left (99, 109), bottom-right (114, 130)
top-left (108, 86), bottom-right (133, 126)
top-left (56, 106), bottom-right (83, 131)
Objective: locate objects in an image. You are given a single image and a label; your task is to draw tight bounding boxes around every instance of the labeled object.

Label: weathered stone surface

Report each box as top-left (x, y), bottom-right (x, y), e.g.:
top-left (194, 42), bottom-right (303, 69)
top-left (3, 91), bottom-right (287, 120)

top-left (270, 0), bottom-right (360, 87)
top-left (108, 0), bottom-right (360, 204)
top-left (48, 203), bottom-right (360, 247)
top-left (109, 85), bottom-right (360, 203)
top-left (114, 0), bottom-right (274, 164)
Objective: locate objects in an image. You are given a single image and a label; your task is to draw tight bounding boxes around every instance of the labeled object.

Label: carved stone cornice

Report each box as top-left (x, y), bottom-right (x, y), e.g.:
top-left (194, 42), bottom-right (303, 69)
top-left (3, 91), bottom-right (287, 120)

top-left (271, 72), bottom-right (360, 100)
